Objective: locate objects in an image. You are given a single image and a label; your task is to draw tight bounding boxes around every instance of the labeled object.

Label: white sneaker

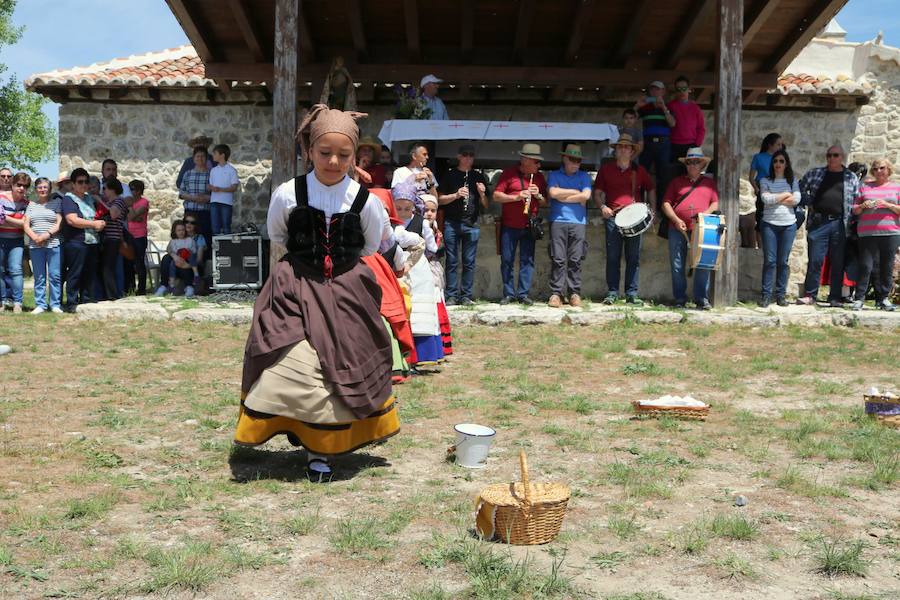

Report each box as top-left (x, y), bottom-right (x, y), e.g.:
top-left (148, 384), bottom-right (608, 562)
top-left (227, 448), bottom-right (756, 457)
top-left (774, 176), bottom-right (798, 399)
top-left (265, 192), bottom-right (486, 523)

top-left (31, 307), bottom-right (46, 315)
top-left (155, 285), bottom-right (168, 297)
top-left (50, 307), bottom-right (64, 314)
top-left (185, 286), bottom-right (195, 298)
top-left (2, 299), bottom-right (11, 310)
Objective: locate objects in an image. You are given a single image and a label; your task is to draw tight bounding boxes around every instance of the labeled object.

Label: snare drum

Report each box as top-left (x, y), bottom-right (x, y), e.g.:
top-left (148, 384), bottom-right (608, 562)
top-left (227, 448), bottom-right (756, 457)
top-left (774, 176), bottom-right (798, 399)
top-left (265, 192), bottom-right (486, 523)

top-left (690, 213), bottom-right (726, 270)
top-left (614, 203), bottom-right (653, 237)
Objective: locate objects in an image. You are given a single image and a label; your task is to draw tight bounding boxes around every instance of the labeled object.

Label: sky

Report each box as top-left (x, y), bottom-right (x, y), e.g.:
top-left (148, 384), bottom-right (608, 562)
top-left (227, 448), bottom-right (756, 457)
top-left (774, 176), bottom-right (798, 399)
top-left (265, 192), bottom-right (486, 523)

top-left (2, 0), bottom-right (897, 178)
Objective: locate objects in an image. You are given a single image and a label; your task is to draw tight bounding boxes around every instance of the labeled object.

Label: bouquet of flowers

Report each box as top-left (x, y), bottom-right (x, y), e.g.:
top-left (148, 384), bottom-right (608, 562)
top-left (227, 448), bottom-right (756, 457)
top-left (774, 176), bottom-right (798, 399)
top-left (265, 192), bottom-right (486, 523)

top-left (393, 85), bottom-right (432, 120)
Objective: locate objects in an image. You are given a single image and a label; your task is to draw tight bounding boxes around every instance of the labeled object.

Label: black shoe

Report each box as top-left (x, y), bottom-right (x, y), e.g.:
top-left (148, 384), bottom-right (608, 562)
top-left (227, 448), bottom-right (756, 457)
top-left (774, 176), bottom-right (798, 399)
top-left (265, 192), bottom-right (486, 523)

top-left (499, 296), bottom-right (514, 305)
top-left (776, 297), bottom-right (789, 307)
top-left (758, 296), bottom-right (771, 308)
top-left (519, 297), bottom-right (534, 306)
top-left (696, 300), bottom-right (712, 311)
top-left (445, 297), bottom-right (458, 307)
top-left (829, 299), bottom-right (844, 308)
top-left (460, 298), bottom-right (475, 306)
top-left (626, 296), bottom-right (644, 306)
top-left (673, 301), bottom-right (687, 309)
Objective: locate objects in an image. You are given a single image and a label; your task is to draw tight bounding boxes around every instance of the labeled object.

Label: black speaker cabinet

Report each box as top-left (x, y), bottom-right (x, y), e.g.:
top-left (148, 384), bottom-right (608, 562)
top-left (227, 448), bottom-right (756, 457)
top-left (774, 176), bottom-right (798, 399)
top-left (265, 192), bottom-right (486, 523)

top-left (211, 234), bottom-right (269, 290)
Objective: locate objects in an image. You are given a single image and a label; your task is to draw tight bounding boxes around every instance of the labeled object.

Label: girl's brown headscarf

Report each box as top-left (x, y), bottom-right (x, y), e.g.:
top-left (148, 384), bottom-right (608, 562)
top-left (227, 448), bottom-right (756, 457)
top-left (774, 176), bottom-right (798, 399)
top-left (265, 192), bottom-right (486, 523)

top-left (296, 104), bottom-right (368, 170)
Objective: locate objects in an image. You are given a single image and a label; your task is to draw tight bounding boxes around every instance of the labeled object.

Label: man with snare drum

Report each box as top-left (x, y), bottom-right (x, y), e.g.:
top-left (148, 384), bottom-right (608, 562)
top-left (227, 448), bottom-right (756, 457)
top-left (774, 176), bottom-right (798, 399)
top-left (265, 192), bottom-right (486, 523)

top-left (546, 144), bottom-right (593, 308)
top-left (594, 134), bottom-right (656, 305)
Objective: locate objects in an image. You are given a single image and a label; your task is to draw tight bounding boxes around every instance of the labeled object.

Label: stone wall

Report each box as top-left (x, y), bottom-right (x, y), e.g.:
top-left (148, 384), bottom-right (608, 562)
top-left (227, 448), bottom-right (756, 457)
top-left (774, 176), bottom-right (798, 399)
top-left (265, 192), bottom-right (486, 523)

top-left (55, 53), bottom-right (900, 299)
top-left (58, 103), bottom-right (274, 240)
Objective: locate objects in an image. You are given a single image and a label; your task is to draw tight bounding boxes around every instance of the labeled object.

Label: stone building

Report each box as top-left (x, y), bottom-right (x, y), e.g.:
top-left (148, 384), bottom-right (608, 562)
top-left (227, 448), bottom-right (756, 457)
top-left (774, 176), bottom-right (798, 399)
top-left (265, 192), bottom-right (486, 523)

top-left (25, 23), bottom-right (900, 300)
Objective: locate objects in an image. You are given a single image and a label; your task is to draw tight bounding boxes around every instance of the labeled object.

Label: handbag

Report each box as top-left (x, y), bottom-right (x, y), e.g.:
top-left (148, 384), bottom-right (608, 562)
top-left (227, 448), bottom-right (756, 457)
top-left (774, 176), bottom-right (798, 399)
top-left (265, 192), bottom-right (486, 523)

top-left (119, 226), bottom-right (136, 260)
top-left (657, 178), bottom-right (702, 239)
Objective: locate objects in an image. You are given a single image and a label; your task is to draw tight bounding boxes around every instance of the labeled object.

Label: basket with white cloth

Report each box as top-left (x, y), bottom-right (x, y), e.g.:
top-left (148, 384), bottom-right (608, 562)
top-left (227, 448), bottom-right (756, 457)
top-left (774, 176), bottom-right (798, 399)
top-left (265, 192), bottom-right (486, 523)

top-left (631, 395), bottom-right (710, 420)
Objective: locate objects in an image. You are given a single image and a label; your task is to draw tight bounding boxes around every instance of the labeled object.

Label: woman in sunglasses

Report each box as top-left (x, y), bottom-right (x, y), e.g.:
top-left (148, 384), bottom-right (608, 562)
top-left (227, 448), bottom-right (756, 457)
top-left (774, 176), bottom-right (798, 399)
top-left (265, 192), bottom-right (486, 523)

top-left (758, 150), bottom-right (800, 307)
top-left (61, 168), bottom-right (106, 311)
top-left (0, 172), bottom-right (29, 312)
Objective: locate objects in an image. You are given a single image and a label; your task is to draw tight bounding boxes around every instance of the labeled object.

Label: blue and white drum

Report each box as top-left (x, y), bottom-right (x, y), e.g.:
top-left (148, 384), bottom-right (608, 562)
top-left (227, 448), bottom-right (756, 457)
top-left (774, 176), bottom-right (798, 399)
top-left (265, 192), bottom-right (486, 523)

top-left (690, 213), bottom-right (726, 271)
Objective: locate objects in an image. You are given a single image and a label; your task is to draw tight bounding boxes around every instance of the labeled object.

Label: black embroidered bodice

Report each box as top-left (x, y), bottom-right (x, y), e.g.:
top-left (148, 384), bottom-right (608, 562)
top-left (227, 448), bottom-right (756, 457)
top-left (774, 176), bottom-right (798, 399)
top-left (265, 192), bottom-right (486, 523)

top-left (285, 174), bottom-right (368, 278)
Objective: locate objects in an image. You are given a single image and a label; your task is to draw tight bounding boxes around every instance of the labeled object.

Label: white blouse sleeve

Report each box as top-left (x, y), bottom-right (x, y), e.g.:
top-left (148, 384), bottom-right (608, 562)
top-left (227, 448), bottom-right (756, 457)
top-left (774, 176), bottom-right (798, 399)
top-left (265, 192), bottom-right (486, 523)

top-left (360, 195), bottom-right (390, 256)
top-left (421, 221), bottom-right (438, 253)
top-left (266, 180), bottom-right (297, 246)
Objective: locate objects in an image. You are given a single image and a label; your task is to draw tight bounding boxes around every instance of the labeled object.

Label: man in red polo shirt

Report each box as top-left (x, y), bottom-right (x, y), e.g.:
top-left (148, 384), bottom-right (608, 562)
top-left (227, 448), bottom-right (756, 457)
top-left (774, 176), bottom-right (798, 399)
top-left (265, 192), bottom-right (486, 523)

top-left (594, 134), bottom-right (655, 305)
top-left (493, 143), bottom-right (547, 304)
top-left (661, 147), bottom-right (719, 309)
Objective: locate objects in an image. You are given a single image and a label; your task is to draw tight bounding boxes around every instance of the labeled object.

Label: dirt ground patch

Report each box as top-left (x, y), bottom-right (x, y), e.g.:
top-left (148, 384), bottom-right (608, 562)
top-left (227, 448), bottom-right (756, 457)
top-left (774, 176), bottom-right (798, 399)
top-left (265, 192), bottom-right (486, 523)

top-left (1, 316), bottom-right (898, 599)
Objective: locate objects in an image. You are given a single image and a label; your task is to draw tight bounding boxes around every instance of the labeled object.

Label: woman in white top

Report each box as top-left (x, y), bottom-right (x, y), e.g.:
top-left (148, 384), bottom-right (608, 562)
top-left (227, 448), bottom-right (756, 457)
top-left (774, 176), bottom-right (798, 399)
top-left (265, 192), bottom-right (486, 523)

top-left (24, 177), bottom-right (63, 313)
top-left (758, 149), bottom-right (801, 307)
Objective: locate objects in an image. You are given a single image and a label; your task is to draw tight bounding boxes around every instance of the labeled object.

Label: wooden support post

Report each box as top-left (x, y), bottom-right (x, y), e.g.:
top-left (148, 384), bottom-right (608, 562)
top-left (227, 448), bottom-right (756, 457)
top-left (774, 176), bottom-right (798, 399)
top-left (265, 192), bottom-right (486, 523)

top-left (272, 0), bottom-right (299, 213)
top-left (713, 0), bottom-right (742, 307)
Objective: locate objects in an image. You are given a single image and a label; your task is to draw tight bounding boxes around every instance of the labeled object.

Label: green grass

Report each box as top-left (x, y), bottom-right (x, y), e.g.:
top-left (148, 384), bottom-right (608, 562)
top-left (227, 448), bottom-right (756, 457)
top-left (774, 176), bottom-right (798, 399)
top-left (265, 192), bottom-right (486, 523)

top-left (714, 552), bottom-right (758, 580)
top-left (608, 514), bottom-right (641, 540)
top-left (814, 537), bottom-right (869, 577)
top-left (622, 360), bottom-right (664, 377)
top-left (678, 521), bottom-right (710, 555)
top-left (775, 466), bottom-right (849, 498)
top-left (709, 513), bottom-right (759, 541)
top-left (142, 542), bottom-right (221, 593)
top-left (284, 507), bottom-right (321, 536)
top-left (330, 517), bottom-right (390, 558)
top-left (63, 492), bottom-right (119, 521)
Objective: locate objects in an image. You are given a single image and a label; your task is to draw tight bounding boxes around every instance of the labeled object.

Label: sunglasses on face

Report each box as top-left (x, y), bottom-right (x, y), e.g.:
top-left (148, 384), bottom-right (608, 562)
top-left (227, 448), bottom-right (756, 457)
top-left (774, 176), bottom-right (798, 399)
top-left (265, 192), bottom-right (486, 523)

top-left (74, 179), bottom-right (89, 184)
top-left (0, 175), bottom-right (11, 179)
top-left (675, 86), bottom-right (689, 91)
top-left (872, 166), bottom-right (887, 171)
top-left (827, 153), bottom-right (842, 158)
top-left (567, 157), bottom-right (583, 163)
top-left (184, 221), bottom-right (197, 225)
top-left (685, 160), bottom-right (704, 166)
top-left (773, 159), bottom-right (786, 164)
top-left (460, 152), bottom-right (475, 158)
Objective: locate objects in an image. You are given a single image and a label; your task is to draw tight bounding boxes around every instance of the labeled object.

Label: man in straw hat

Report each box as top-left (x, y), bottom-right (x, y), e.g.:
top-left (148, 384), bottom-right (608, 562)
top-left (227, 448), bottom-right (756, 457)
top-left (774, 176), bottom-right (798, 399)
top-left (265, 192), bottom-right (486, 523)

top-left (594, 133), bottom-right (656, 306)
top-left (546, 144), bottom-right (592, 308)
top-left (176, 134), bottom-right (214, 190)
top-left (493, 143), bottom-right (548, 305)
top-left (661, 147), bottom-right (719, 310)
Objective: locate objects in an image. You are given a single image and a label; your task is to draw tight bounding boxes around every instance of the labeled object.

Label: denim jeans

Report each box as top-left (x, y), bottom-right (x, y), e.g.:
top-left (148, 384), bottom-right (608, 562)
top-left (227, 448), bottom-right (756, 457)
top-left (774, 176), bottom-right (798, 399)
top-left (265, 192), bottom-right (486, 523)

top-left (500, 226), bottom-right (535, 299)
top-left (759, 221), bottom-right (797, 299)
top-left (211, 202), bottom-right (232, 235)
top-left (639, 137), bottom-right (672, 210)
top-left (803, 218), bottom-right (845, 300)
top-left (63, 240), bottom-right (98, 309)
top-left (668, 231), bottom-right (710, 304)
top-left (0, 237), bottom-right (24, 304)
top-left (604, 218), bottom-right (642, 297)
top-left (30, 245), bottom-right (62, 310)
top-left (443, 220), bottom-right (480, 301)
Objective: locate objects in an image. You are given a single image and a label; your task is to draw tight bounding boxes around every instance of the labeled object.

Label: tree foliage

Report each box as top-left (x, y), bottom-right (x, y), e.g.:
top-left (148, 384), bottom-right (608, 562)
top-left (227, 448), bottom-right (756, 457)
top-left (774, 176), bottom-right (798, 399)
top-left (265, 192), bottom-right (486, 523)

top-left (0, 0), bottom-right (56, 171)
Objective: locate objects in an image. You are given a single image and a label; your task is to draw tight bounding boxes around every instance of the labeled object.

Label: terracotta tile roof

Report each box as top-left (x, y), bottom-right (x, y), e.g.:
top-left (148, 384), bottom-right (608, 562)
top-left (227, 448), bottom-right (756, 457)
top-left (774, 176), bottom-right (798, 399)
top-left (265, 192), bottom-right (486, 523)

top-left (25, 46), bottom-right (215, 89)
top-left (26, 46), bottom-right (873, 98)
top-left (774, 73), bottom-right (873, 96)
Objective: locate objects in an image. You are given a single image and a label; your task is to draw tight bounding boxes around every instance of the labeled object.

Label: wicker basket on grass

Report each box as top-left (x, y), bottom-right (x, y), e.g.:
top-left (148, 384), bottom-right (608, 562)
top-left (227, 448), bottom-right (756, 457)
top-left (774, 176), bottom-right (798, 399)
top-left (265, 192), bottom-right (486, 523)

top-left (864, 393), bottom-right (900, 429)
top-left (631, 400), bottom-right (709, 421)
top-left (475, 451), bottom-right (570, 545)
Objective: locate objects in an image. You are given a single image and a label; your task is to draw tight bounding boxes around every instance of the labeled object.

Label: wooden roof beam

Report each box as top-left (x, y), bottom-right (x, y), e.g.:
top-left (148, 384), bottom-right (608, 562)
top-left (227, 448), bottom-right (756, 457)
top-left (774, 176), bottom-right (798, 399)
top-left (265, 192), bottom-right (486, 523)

top-left (563, 0), bottom-right (595, 63)
top-left (743, 0), bottom-right (782, 47)
top-left (609, 0), bottom-right (652, 67)
top-left (346, 0), bottom-right (368, 62)
top-left (298, 0), bottom-right (315, 64)
top-left (659, 0), bottom-right (717, 70)
top-left (512, 0), bottom-right (536, 65)
top-left (403, 0), bottom-right (421, 63)
top-left (206, 62), bottom-right (777, 89)
top-left (460, 0), bottom-right (474, 64)
top-left (228, 0), bottom-right (265, 62)
top-left (167, 1), bottom-right (215, 61)
top-left (764, 0), bottom-right (847, 73)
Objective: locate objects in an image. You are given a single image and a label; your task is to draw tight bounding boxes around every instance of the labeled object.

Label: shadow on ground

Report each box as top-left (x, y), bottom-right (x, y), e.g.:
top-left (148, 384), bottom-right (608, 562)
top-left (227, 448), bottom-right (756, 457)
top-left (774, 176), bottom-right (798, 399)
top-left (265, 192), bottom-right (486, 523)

top-left (228, 445), bottom-right (390, 483)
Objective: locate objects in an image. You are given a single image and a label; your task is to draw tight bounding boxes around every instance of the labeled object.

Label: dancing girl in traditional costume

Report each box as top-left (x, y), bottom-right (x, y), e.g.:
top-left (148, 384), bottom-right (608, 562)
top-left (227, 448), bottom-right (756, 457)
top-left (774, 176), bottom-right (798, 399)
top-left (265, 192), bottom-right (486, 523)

top-left (234, 105), bottom-right (400, 480)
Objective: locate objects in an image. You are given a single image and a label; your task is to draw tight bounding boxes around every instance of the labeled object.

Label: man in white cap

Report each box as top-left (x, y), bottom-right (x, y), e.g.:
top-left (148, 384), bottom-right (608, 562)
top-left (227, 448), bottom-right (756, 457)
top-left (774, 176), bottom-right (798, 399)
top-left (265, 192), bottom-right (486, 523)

top-left (546, 144), bottom-right (592, 308)
top-left (493, 143), bottom-right (547, 304)
top-left (634, 80), bottom-right (676, 208)
top-left (420, 74), bottom-right (448, 120)
top-left (661, 147), bottom-right (719, 310)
